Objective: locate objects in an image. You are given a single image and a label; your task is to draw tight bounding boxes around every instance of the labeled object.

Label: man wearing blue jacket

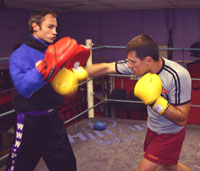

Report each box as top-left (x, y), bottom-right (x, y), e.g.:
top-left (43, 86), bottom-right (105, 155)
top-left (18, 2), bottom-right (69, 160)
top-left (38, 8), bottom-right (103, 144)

top-left (7, 9), bottom-right (79, 171)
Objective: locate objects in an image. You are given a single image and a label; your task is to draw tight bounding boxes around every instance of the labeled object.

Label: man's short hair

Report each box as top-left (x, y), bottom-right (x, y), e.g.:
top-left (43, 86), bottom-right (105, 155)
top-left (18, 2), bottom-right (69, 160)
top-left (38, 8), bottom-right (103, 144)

top-left (126, 34), bottom-right (159, 61)
top-left (28, 9), bottom-right (57, 33)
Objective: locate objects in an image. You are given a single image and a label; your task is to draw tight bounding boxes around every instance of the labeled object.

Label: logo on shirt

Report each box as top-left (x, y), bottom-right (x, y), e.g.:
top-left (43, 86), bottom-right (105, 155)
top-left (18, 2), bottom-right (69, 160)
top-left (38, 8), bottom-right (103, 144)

top-left (162, 88), bottom-right (168, 94)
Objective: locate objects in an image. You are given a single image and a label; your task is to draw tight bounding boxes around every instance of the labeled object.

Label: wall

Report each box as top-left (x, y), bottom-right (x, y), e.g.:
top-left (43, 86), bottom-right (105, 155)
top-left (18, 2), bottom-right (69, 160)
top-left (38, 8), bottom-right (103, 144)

top-left (0, 8), bottom-right (32, 57)
top-left (0, 8), bottom-right (200, 65)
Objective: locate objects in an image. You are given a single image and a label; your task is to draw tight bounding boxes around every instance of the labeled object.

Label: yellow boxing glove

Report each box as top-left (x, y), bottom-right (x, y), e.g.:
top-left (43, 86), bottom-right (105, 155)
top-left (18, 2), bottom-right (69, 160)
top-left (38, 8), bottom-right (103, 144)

top-left (134, 73), bottom-right (169, 114)
top-left (72, 66), bottom-right (89, 82)
top-left (51, 67), bottom-right (78, 97)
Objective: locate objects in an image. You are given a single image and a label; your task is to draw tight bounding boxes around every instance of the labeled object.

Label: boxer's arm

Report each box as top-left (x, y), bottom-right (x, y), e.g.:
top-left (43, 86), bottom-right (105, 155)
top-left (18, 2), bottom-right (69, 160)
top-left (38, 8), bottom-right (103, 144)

top-left (10, 37), bottom-right (78, 98)
top-left (134, 72), bottom-right (191, 126)
top-left (162, 102), bottom-right (190, 126)
top-left (85, 62), bottom-right (116, 78)
top-left (9, 51), bottom-right (46, 99)
top-left (163, 70), bottom-right (191, 126)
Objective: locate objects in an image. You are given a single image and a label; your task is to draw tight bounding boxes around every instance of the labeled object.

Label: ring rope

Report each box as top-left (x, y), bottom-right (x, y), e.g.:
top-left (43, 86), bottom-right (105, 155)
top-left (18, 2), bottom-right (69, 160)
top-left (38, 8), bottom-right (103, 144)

top-left (107, 73), bottom-right (138, 79)
top-left (107, 73), bottom-right (200, 81)
top-left (1, 98), bottom-right (200, 120)
top-left (0, 58), bottom-right (10, 61)
top-left (64, 99), bottom-right (106, 125)
top-left (106, 99), bottom-right (200, 108)
top-left (91, 46), bottom-right (200, 51)
top-left (1, 46), bottom-right (200, 60)
top-left (78, 77), bottom-right (93, 87)
top-left (0, 88), bottom-right (13, 94)
top-left (1, 47), bottom-right (200, 61)
top-left (107, 99), bottom-right (143, 104)
top-left (0, 109), bottom-right (15, 118)
top-left (0, 154), bottom-right (9, 163)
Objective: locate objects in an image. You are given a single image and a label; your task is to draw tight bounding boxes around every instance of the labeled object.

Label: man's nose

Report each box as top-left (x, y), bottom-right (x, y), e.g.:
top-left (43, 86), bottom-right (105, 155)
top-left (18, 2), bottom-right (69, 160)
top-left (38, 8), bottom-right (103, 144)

top-left (128, 61), bottom-right (132, 68)
top-left (53, 28), bottom-right (57, 35)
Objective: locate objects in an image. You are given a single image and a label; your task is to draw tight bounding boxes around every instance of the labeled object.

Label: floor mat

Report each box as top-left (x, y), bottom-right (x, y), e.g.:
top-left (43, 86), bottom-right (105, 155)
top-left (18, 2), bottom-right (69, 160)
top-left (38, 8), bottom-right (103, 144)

top-left (1, 117), bottom-right (200, 171)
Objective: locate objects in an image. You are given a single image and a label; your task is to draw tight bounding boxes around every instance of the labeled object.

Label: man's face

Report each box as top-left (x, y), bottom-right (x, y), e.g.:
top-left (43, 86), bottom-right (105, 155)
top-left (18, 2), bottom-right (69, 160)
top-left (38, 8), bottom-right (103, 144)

top-left (127, 51), bottom-right (148, 77)
top-left (33, 14), bottom-right (57, 43)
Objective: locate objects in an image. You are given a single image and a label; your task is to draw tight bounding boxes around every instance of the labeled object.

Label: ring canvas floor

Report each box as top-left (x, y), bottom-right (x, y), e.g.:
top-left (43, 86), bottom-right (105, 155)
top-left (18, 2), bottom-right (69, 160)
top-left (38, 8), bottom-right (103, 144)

top-left (1, 117), bottom-right (200, 171)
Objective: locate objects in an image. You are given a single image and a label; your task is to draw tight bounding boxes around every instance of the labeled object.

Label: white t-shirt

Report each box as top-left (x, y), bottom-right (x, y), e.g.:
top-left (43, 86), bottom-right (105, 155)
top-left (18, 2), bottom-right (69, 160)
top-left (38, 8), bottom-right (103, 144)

top-left (116, 57), bottom-right (191, 134)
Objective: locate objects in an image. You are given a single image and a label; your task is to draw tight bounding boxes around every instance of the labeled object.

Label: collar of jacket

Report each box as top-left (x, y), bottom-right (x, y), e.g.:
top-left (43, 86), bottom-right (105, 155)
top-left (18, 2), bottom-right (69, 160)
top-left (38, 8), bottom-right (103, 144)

top-left (25, 34), bottom-right (49, 53)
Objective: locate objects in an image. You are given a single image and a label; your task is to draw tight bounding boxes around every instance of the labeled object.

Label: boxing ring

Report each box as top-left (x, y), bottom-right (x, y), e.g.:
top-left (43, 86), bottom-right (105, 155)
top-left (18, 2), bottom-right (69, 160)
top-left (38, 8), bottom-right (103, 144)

top-left (0, 40), bottom-right (200, 170)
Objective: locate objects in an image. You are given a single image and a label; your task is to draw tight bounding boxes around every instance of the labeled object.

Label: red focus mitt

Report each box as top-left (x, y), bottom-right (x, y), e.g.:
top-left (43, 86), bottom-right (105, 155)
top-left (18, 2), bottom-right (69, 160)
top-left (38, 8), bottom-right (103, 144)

top-left (36, 37), bottom-right (78, 82)
top-left (65, 44), bottom-right (90, 69)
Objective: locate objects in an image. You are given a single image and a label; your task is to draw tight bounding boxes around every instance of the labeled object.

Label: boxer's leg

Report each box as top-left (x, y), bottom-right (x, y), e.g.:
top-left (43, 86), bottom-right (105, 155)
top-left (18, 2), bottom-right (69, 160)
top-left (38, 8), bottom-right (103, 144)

top-left (43, 112), bottom-right (76, 171)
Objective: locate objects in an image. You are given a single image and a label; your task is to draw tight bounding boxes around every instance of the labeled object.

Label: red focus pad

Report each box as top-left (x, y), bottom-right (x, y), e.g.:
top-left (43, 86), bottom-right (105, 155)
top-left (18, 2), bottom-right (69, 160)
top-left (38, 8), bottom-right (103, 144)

top-left (36, 37), bottom-right (79, 82)
top-left (65, 45), bottom-right (90, 69)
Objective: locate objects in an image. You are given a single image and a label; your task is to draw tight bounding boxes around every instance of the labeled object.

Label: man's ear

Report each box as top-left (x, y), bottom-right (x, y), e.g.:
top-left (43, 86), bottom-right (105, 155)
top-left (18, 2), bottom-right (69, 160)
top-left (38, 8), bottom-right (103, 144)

top-left (144, 56), bottom-right (153, 65)
top-left (32, 23), bottom-right (39, 32)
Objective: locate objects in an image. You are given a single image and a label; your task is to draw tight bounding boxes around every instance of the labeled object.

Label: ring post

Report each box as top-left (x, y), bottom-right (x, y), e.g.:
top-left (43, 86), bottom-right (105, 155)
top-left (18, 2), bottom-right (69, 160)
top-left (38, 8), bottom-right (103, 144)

top-left (86, 39), bottom-right (94, 118)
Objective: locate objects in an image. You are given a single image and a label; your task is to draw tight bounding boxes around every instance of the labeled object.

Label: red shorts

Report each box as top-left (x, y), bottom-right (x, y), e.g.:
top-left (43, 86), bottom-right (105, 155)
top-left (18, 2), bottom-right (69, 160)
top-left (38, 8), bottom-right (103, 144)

top-left (143, 127), bottom-right (185, 165)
